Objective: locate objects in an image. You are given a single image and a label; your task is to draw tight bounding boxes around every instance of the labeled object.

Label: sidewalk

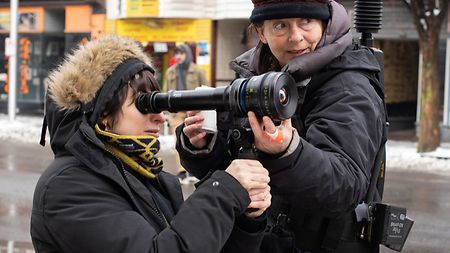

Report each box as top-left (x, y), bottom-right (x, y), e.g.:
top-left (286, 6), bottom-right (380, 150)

top-left (387, 129), bottom-right (450, 173)
top-left (0, 114), bottom-right (448, 173)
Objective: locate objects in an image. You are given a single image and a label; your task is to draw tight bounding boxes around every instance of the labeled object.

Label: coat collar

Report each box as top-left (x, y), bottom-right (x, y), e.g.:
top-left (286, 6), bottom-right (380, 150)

top-left (65, 118), bottom-right (183, 229)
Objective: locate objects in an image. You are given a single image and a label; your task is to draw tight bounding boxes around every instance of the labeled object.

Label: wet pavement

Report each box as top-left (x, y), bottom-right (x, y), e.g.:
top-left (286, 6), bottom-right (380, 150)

top-left (0, 138), bottom-right (449, 253)
top-left (380, 171), bottom-right (450, 253)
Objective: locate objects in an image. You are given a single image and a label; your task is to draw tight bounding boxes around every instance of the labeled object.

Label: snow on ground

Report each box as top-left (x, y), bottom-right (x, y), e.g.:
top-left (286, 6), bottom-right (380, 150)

top-left (387, 141), bottom-right (450, 174)
top-left (0, 114), bottom-right (176, 151)
top-left (0, 114), bottom-right (449, 173)
top-left (0, 114), bottom-right (45, 144)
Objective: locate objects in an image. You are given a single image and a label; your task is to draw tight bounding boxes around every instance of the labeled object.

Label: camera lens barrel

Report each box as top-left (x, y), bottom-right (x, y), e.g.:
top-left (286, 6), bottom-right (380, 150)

top-left (135, 88), bottom-right (228, 113)
top-left (231, 72), bottom-right (298, 120)
top-left (135, 72), bottom-right (298, 120)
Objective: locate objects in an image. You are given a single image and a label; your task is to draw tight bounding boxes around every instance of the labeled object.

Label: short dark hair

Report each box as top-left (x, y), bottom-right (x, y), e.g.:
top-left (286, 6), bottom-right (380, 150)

top-left (100, 70), bottom-right (159, 128)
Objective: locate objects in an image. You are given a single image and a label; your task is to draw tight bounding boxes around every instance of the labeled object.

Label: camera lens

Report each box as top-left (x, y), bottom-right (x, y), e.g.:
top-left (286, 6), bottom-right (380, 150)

top-left (230, 72), bottom-right (297, 120)
top-left (135, 72), bottom-right (298, 120)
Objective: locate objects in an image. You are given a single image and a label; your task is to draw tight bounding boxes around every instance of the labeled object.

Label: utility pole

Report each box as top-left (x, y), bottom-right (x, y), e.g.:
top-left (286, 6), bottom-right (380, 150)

top-left (8, 0), bottom-right (18, 121)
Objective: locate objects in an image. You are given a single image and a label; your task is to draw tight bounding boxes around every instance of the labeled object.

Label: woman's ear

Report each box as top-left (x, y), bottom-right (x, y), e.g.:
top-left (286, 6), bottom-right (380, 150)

top-left (99, 115), bottom-right (110, 130)
top-left (255, 26), bottom-right (267, 44)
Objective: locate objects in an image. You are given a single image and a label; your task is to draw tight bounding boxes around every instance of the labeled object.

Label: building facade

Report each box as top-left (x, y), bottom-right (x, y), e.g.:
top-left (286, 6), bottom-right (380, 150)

top-left (0, 0), bottom-right (105, 112)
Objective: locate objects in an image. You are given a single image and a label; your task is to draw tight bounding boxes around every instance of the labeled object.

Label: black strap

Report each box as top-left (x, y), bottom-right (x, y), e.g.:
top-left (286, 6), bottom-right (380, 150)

top-left (366, 143), bottom-right (386, 203)
top-left (39, 115), bottom-right (47, 146)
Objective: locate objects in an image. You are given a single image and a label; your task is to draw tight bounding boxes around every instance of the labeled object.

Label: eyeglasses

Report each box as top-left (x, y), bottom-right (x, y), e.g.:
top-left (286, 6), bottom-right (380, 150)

top-left (269, 18), bottom-right (317, 36)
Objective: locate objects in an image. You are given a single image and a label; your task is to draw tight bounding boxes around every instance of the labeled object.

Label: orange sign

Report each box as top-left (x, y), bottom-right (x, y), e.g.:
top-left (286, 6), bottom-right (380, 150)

top-left (3, 56), bottom-right (8, 93)
top-left (19, 37), bottom-right (30, 95)
top-left (65, 5), bottom-right (92, 33)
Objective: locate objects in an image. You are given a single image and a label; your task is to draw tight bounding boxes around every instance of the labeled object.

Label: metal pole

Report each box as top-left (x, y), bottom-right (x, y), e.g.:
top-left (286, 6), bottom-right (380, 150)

top-left (8, 0), bottom-right (18, 121)
top-left (443, 38), bottom-right (450, 126)
top-left (416, 51), bottom-right (423, 127)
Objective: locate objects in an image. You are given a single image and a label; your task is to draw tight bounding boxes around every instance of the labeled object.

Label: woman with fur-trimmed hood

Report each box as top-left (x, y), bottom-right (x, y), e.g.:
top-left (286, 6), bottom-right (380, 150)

top-left (31, 35), bottom-right (271, 253)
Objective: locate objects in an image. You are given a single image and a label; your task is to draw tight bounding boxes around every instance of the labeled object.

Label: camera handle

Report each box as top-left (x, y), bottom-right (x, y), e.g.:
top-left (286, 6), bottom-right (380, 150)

top-left (231, 127), bottom-right (257, 160)
top-left (228, 117), bottom-right (258, 160)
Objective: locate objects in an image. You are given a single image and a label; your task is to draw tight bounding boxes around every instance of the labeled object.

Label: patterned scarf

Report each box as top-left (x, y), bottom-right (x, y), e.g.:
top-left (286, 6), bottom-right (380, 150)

top-left (95, 125), bottom-right (163, 179)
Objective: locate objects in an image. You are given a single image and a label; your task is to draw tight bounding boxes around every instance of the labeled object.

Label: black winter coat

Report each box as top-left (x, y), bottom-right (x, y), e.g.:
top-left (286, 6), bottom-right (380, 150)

top-left (31, 96), bottom-right (266, 253)
top-left (176, 44), bottom-right (386, 253)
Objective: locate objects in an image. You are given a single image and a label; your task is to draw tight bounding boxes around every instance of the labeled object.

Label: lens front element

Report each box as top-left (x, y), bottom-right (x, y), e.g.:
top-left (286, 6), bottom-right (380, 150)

top-left (241, 72), bottom-right (297, 120)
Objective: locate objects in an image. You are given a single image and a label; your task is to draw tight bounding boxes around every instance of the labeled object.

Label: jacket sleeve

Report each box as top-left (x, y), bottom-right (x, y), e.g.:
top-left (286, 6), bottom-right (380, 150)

top-left (40, 166), bottom-right (260, 253)
top-left (197, 66), bottom-right (208, 86)
top-left (258, 72), bottom-right (385, 218)
top-left (221, 214), bottom-right (267, 253)
top-left (175, 122), bottom-right (232, 179)
top-left (163, 67), bottom-right (172, 92)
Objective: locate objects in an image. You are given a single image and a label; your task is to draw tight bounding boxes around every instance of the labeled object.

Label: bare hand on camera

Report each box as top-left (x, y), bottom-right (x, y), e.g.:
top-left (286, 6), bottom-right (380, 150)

top-left (225, 160), bottom-right (271, 217)
top-left (245, 185), bottom-right (271, 218)
top-left (248, 111), bottom-right (293, 155)
top-left (183, 111), bottom-right (208, 149)
top-left (225, 159), bottom-right (270, 190)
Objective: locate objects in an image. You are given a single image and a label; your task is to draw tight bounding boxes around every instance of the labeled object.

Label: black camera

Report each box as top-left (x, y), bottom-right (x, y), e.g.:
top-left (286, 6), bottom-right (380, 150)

top-left (135, 72), bottom-right (298, 120)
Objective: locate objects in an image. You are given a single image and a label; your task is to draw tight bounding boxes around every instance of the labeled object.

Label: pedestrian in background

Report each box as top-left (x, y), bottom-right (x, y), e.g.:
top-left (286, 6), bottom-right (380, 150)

top-left (176, 0), bottom-right (387, 252)
top-left (164, 43), bottom-right (208, 183)
top-left (31, 35), bottom-right (271, 253)
top-left (163, 43), bottom-right (208, 132)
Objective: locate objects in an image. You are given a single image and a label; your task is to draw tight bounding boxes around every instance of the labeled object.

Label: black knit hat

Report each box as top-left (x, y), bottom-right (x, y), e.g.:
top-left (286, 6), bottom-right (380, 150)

top-left (250, 0), bottom-right (330, 23)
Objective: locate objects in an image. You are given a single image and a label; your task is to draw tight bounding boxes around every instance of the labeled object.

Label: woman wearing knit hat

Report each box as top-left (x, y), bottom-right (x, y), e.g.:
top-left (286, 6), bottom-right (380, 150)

top-left (31, 35), bottom-right (271, 253)
top-left (177, 0), bottom-right (386, 252)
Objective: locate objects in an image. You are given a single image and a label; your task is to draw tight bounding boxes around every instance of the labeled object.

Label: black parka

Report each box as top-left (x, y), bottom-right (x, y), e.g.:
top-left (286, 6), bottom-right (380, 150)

top-left (31, 36), bottom-right (266, 253)
top-left (175, 2), bottom-right (387, 252)
top-left (177, 44), bottom-right (385, 252)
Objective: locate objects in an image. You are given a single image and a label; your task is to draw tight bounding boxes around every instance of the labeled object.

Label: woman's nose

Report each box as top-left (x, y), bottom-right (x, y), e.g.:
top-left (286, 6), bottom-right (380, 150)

top-left (151, 112), bottom-right (165, 124)
top-left (288, 26), bottom-right (304, 43)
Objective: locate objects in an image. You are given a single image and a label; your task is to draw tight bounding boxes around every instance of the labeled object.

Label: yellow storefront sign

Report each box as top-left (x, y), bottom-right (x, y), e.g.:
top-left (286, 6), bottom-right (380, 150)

top-left (126, 0), bottom-right (158, 18)
top-left (115, 19), bottom-right (211, 43)
top-left (0, 12), bottom-right (9, 32)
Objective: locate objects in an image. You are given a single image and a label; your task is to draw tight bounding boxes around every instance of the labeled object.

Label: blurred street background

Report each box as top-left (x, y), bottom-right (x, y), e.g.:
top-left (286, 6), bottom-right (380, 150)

top-left (1, 0), bottom-right (450, 252)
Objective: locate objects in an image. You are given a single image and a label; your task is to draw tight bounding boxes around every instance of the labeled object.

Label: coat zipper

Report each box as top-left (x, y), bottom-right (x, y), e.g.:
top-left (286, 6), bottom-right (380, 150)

top-left (119, 162), bottom-right (170, 228)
